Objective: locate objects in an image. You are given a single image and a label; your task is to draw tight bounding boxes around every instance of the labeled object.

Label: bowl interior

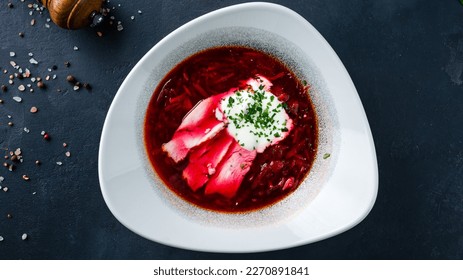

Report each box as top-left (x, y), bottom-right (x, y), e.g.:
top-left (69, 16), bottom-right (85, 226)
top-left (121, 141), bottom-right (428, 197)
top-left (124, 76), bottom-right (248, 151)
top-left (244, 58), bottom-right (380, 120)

top-left (136, 25), bottom-right (337, 227)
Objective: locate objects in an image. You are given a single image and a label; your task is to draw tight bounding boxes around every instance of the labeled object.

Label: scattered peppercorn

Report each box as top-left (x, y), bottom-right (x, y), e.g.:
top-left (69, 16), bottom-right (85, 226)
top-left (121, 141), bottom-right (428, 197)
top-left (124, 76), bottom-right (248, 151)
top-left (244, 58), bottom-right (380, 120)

top-left (43, 133), bottom-right (50, 140)
top-left (7, 2), bottom-right (13, 8)
top-left (66, 75), bottom-right (76, 83)
top-left (19, 32), bottom-right (24, 37)
top-left (30, 106), bottom-right (38, 113)
top-left (52, 65), bottom-right (57, 70)
top-left (64, 61), bottom-right (70, 67)
top-left (37, 81), bottom-right (45, 88)
top-left (35, 160), bottom-right (41, 165)
top-left (1, 85), bottom-right (7, 92)
top-left (83, 83), bottom-right (92, 90)
top-left (6, 214), bottom-right (12, 219)
top-left (22, 175), bottom-right (30, 181)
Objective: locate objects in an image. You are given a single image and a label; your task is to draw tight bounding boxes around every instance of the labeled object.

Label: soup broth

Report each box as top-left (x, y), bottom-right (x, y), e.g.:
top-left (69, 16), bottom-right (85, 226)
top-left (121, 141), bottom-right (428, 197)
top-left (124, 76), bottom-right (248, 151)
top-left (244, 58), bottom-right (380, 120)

top-left (144, 46), bottom-right (318, 212)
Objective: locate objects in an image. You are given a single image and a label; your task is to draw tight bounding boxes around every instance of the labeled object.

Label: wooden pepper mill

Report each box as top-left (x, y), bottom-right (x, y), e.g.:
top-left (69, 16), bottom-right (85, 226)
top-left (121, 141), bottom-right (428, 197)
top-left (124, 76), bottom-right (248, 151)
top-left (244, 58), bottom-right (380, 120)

top-left (40, 0), bottom-right (105, 29)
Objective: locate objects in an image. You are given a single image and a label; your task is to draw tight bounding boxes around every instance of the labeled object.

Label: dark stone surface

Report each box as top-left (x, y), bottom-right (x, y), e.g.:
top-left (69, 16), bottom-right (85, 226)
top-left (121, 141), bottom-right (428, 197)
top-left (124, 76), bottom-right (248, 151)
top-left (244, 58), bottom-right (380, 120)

top-left (0, 0), bottom-right (462, 259)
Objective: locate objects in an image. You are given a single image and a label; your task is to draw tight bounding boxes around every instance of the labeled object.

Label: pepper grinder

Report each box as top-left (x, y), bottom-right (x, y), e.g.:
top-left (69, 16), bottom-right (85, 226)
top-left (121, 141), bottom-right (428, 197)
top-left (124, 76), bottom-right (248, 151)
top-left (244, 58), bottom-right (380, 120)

top-left (40, 0), bottom-right (105, 29)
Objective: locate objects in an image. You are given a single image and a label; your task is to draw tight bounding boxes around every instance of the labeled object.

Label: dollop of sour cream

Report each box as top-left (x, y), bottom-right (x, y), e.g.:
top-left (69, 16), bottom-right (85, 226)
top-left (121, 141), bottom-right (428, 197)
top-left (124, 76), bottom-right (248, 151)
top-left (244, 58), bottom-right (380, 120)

top-left (215, 78), bottom-right (293, 153)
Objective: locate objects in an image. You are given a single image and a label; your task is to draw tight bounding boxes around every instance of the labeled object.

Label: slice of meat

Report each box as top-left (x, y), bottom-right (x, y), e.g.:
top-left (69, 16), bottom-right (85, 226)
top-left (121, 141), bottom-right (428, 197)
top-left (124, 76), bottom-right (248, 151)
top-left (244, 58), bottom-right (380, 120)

top-left (182, 130), bottom-right (234, 191)
top-left (204, 141), bottom-right (257, 198)
top-left (162, 90), bottom-right (233, 162)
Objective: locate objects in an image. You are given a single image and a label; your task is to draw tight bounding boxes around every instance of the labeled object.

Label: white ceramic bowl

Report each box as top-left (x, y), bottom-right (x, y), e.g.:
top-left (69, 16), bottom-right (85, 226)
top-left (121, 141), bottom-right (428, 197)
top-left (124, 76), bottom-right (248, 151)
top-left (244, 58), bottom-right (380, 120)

top-left (98, 2), bottom-right (378, 253)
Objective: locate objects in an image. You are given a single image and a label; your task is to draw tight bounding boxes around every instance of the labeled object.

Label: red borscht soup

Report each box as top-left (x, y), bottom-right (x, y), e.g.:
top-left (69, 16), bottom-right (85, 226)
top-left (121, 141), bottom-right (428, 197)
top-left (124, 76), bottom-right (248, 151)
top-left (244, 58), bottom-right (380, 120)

top-left (144, 46), bottom-right (318, 212)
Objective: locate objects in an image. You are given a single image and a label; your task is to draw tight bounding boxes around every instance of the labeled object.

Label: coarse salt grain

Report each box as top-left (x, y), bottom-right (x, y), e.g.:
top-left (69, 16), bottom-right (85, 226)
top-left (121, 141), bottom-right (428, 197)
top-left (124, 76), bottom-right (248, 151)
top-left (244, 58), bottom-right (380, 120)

top-left (10, 52), bottom-right (16, 57)
top-left (21, 233), bottom-right (28, 240)
top-left (24, 127), bottom-right (30, 133)
top-left (0, 236), bottom-right (4, 242)
top-left (73, 46), bottom-right (79, 51)
top-left (13, 96), bottom-right (22, 103)
top-left (29, 58), bottom-right (38, 64)
top-left (56, 162), bottom-right (63, 166)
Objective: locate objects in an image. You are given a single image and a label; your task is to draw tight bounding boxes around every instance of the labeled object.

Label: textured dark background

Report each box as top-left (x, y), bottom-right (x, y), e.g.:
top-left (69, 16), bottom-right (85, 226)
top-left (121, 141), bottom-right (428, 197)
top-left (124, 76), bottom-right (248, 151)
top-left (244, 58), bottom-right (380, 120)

top-left (0, 0), bottom-right (462, 259)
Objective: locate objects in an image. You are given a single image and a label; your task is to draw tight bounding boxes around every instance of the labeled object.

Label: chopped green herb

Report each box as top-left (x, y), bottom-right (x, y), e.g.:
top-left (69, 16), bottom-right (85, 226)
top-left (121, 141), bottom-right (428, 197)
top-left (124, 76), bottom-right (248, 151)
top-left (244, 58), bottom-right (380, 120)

top-left (323, 153), bottom-right (331, 159)
top-left (228, 96), bottom-right (235, 107)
